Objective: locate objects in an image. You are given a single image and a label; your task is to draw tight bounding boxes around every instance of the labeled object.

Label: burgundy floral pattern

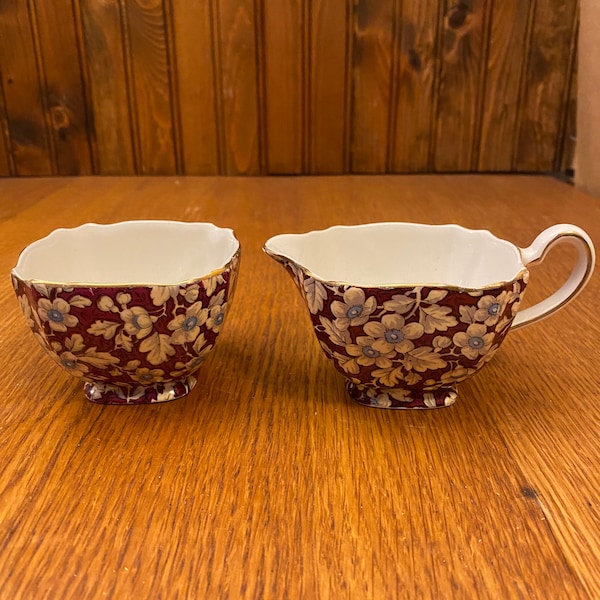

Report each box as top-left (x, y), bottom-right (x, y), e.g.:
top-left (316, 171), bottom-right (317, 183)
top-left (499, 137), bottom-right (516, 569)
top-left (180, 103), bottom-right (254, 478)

top-left (12, 251), bottom-right (240, 404)
top-left (286, 262), bottom-right (528, 408)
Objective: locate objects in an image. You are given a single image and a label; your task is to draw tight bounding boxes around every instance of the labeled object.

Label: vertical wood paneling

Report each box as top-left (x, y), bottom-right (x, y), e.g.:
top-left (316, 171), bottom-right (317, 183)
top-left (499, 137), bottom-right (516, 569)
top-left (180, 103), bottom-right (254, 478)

top-left (0, 0), bottom-right (53, 175)
top-left (478, 0), bottom-right (530, 171)
top-left (263, 1), bottom-right (304, 173)
top-left (77, 0), bottom-right (135, 174)
top-left (170, 0), bottom-right (219, 175)
top-left (124, 0), bottom-right (177, 174)
top-left (390, 0), bottom-right (440, 172)
top-left (515, 0), bottom-right (578, 172)
top-left (0, 0), bottom-right (580, 177)
top-left (0, 87), bottom-right (11, 175)
top-left (351, 0), bottom-right (395, 173)
top-left (559, 35), bottom-right (577, 175)
top-left (214, 0), bottom-right (261, 175)
top-left (434, 0), bottom-right (491, 171)
top-left (308, 0), bottom-right (349, 173)
top-left (32, 0), bottom-right (93, 175)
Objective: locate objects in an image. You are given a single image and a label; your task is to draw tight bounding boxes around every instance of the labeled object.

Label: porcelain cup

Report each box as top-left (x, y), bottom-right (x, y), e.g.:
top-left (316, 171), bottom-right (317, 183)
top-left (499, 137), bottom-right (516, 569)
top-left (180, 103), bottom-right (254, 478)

top-left (12, 221), bottom-right (240, 405)
top-left (264, 222), bottom-right (595, 409)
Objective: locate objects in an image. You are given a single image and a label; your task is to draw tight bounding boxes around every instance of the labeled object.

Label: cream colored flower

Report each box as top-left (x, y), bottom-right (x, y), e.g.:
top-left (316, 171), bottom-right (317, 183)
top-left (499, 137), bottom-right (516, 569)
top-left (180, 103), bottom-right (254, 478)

top-left (346, 336), bottom-right (395, 368)
top-left (453, 323), bottom-right (495, 360)
top-left (331, 288), bottom-right (377, 330)
top-left (474, 291), bottom-right (510, 326)
top-left (121, 306), bottom-right (154, 339)
top-left (169, 354), bottom-right (209, 378)
top-left (37, 298), bottom-right (78, 332)
top-left (364, 314), bottom-right (424, 354)
top-left (168, 301), bottom-right (208, 344)
top-left (132, 367), bottom-right (166, 385)
top-left (53, 334), bottom-right (119, 376)
top-left (205, 289), bottom-right (226, 332)
top-left (55, 351), bottom-right (90, 378)
top-left (206, 302), bottom-right (226, 332)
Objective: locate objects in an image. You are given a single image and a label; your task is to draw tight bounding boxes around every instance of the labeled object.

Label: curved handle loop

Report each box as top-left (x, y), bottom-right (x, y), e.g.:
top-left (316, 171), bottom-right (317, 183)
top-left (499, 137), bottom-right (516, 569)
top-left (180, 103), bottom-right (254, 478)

top-left (511, 224), bottom-right (595, 330)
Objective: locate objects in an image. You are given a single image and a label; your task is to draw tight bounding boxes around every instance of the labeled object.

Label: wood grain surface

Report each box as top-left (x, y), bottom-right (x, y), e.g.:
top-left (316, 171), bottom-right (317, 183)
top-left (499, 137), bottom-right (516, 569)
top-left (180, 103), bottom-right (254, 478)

top-left (434, 0), bottom-right (492, 171)
top-left (515, 0), bottom-right (578, 172)
top-left (76, 0), bottom-right (136, 174)
top-left (123, 0), bottom-right (177, 175)
top-left (0, 175), bottom-right (599, 598)
top-left (0, 0), bottom-right (579, 176)
top-left (477, 0), bottom-right (530, 172)
top-left (0, 0), bottom-right (53, 175)
top-left (350, 0), bottom-right (395, 173)
top-left (390, 0), bottom-right (440, 172)
top-left (169, 0), bottom-right (218, 175)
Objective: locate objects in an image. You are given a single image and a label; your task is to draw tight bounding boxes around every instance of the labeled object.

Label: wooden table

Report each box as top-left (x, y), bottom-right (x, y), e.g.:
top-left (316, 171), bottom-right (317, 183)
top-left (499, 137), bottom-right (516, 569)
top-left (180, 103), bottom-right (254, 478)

top-left (0, 175), bottom-right (599, 598)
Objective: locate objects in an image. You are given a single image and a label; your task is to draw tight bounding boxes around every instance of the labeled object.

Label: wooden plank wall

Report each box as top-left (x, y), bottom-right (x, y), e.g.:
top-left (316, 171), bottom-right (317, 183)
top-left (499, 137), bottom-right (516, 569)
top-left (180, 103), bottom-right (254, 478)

top-left (0, 0), bottom-right (578, 176)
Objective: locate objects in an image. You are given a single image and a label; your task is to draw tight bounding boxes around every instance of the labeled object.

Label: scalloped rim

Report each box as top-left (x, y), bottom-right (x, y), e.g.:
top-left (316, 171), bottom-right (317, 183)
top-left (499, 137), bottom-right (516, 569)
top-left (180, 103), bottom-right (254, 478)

top-left (264, 222), bottom-right (528, 291)
top-left (12, 220), bottom-right (240, 287)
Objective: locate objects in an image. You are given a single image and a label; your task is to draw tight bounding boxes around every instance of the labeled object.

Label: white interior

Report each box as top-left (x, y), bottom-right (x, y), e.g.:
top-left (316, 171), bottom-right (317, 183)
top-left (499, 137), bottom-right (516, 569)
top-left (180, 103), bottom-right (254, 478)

top-left (265, 223), bottom-right (525, 288)
top-left (13, 221), bottom-right (239, 285)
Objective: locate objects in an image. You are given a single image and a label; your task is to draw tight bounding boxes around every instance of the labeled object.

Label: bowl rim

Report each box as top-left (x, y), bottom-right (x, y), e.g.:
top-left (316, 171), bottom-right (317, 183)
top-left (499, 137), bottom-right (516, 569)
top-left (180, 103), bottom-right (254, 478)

top-left (12, 220), bottom-right (240, 288)
top-left (264, 221), bottom-right (528, 291)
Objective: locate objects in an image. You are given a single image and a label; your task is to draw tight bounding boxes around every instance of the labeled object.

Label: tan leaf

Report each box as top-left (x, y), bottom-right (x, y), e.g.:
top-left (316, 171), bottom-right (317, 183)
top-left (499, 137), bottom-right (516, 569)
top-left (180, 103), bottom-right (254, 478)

top-left (459, 305), bottom-right (477, 324)
top-left (319, 316), bottom-right (351, 346)
top-left (115, 332), bottom-right (133, 352)
top-left (423, 290), bottom-right (448, 304)
top-left (419, 305), bottom-right (458, 333)
top-left (150, 286), bottom-right (178, 307)
top-left (32, 283), bottom-right (51, 297)
top-left (80, 348), bottom-right (120, 368)
top-left (139, 332), bottom-right (176, 365)
top-left (65, 334), bottom-right (85, 353)
top-left (383, 294), bottom-right (415, 314)
top-left (87, 320), bottom-right (121, 340)
top-left (69, 295), bottom-right (92, 308)
top-left (334, 353), bottom-right (359, 375)
top-left (403, 347), bottom-right (447, 372)
top-left (304, 278), bottom-right (327, 314)
top-left (372, 366), bottom-right (404, 387)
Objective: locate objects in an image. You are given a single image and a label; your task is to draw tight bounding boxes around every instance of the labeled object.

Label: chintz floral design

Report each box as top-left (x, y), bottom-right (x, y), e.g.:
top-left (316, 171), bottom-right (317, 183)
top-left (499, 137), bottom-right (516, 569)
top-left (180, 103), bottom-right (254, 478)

top-left (287, 269), bottom-right (528, 409)
top-left (12, 250), bottom-right (240, 404)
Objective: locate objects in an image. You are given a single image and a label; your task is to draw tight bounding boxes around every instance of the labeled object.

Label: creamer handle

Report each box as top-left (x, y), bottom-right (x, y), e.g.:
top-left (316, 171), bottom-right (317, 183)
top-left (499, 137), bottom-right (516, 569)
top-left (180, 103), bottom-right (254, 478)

top-left (511, 224), bottom-right (595, 330)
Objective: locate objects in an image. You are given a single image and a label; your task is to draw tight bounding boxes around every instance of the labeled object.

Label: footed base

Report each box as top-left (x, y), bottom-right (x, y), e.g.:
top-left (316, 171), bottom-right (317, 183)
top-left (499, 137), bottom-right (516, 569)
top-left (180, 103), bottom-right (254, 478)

top-left (84, 376), bottom-right (198, 405)
top-left (346, 382), bottom-right (457, 409)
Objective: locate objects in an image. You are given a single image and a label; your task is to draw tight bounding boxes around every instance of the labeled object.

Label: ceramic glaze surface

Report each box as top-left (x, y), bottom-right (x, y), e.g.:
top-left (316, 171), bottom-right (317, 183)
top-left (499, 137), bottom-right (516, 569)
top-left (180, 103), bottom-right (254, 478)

top-left (12, 221), bottom-right (240, 404)
top-left (266, 223), bottom-right (525, 288)
top-left (13, 220), bottom-right (239, 285)
top-left (284, 261), bottom-right (527, 408)
top-left (265, 222), bottom-right (595, 409)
